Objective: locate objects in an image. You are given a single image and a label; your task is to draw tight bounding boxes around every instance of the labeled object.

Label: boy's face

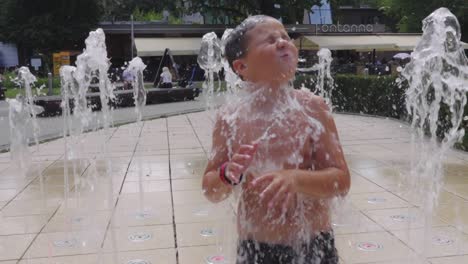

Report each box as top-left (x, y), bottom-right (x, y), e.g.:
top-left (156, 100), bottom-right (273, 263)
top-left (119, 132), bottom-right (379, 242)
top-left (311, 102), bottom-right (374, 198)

top-left (234, 19), bottom-right (298, 85)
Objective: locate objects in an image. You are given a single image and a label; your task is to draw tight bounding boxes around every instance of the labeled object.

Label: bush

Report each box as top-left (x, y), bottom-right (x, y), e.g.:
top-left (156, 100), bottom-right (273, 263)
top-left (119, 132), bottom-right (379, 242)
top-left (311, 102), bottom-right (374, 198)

top-left (294, 73), bottom-right (468, 151)
top-left (2, 71), bottom-right (61, 98)
top-left (332, 74), bottom-right (407, 119)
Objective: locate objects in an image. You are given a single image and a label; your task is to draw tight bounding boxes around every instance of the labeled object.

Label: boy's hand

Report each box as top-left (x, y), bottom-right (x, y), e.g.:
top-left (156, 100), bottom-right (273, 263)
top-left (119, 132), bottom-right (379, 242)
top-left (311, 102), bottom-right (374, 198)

top-left (225, 143), bottom-right (258, 184)
top-left (251, 170), bottom-right (297, 210)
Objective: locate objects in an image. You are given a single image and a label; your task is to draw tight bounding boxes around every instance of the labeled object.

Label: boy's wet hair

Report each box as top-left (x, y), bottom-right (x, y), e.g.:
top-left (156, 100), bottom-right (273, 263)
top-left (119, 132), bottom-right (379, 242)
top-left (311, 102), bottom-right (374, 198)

top-left (224, 15), bottom-right (275, 73)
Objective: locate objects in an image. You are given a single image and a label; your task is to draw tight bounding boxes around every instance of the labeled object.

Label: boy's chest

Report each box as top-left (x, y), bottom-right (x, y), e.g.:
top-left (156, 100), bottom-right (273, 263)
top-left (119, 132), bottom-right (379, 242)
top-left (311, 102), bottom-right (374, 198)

top-left (230, 111), bottom-right (315, 168)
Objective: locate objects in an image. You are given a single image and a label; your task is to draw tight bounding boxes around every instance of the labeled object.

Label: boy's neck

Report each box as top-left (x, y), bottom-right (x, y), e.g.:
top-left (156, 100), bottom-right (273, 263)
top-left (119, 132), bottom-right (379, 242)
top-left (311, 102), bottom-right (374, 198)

top-left (246, 80), bottom-right (292, 108)
top-left (255, 79), bottom-right (289, 93)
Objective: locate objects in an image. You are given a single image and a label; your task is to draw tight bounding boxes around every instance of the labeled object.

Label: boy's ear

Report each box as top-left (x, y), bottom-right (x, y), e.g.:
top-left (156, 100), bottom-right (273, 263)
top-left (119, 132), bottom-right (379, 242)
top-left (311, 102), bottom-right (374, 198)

top-left (232, 59), bottom-right (247, 79)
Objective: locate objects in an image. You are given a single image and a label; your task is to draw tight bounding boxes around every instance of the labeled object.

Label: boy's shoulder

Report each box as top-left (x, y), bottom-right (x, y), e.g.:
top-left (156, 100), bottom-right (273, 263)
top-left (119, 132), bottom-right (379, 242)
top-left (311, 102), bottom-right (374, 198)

top-left (294, 89), bottom-right (329, 113)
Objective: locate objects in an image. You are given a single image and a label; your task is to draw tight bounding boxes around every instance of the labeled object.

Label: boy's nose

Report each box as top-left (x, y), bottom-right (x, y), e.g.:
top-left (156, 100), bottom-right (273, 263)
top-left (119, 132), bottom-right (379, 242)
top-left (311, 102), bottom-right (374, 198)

top-left (276, 39), bottom-right (287, 49)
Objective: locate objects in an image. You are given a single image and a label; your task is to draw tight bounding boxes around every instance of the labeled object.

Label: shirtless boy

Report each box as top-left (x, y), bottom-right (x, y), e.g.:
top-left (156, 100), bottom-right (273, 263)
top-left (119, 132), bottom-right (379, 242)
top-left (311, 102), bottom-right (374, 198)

top-left (202, 15), bottom-right (350, 264)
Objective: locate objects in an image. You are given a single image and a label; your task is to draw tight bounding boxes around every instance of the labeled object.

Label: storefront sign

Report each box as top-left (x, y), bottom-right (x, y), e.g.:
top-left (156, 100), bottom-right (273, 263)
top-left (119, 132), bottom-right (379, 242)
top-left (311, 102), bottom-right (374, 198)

top-left (317, 23), bottom-right (374, 33)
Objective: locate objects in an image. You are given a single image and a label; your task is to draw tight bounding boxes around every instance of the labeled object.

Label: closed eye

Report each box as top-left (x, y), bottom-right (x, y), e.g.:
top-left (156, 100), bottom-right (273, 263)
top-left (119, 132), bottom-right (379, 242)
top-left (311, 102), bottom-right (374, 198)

top-left (282, 33), bottom-right (291, 41)
top-left (267, 36), bottom-right (276, 44)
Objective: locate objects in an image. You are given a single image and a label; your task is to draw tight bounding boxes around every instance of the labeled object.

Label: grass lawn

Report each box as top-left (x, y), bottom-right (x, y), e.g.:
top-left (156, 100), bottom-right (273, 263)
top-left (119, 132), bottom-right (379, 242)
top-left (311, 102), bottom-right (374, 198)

top-left (4, 87), bottom-right (61, 98)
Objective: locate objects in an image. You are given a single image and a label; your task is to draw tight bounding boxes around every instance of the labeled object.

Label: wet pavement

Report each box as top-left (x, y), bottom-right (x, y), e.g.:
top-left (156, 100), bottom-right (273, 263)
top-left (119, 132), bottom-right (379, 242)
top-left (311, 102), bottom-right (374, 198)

top-left (0, 98), bottom-right (208, 151)
top-left (0, 112), bottom-right (467, 263)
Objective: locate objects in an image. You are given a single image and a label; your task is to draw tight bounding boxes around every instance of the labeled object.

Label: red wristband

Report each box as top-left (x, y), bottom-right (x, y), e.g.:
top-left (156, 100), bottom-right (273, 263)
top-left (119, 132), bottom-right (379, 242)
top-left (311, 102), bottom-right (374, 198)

top-left (219, 162), bottom-right (231, 185)
top-left (219, 162), bottom-right (243, 186)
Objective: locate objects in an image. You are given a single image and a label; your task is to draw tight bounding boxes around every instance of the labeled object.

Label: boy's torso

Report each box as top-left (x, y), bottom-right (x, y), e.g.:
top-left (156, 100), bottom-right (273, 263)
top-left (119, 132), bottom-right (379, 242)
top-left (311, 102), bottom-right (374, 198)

top-left (224, 90), bottom-right (332, 245)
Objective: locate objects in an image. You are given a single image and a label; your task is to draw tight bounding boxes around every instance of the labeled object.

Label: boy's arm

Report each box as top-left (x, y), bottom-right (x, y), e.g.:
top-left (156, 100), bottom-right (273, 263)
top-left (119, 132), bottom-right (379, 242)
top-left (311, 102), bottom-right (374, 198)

top-left (294, 99), bottom-right (350, 198)
top-left (202, 114), bottom-right (233, 203)
top-left (202, 114), bottom-right (258, 203)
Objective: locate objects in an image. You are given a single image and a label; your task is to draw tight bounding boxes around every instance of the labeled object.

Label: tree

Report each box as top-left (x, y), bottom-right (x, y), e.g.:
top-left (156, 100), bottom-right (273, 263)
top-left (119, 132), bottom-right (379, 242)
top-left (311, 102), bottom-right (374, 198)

top-left (101, 0), bottom-right (181, 21)
top-left (376, 0), bottom-right (467, 41)
top-left (0, 0), bottom-right (101, 65)
top-left (186, 0), bottom-right (323, 24)
top-left (330, 0), bottom-right (467, 41)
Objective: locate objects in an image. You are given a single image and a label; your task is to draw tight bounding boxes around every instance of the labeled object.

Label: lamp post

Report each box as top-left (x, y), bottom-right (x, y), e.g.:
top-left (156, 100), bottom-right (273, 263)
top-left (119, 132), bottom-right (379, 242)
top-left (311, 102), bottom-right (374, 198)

top-left (131, 14), bottom-right (135, 59)
top-left (273, 3), bottom-right (282, 22)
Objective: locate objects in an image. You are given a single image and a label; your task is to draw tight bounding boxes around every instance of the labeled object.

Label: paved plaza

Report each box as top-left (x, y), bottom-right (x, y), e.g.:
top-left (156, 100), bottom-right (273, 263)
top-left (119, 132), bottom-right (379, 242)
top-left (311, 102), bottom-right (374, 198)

top-left (0, 98), bottom-right (208, 150)
top-left (0, 111), bottom-right (468, 263)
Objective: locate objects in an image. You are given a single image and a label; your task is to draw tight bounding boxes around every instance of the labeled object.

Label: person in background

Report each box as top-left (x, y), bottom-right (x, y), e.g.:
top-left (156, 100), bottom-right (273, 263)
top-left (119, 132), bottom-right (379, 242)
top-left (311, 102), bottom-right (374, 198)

top-left (123, 69), bottom-right (133, 90)
top-left (159, 66), bottom-right (173, 88)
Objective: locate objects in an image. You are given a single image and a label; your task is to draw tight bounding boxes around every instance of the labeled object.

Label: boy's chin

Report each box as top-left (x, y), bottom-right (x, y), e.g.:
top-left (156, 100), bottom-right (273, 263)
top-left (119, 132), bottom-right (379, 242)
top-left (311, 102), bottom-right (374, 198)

top-left (276, 70), bottom-right (296, 82)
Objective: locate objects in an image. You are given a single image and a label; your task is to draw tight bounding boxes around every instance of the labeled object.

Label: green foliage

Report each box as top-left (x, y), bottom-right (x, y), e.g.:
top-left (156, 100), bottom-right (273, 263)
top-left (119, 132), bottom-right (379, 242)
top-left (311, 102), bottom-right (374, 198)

top-left (330, 1), bottom-right (467, 41)
top-left (1, 71), bottom-right (17, 91)
top-left (2, 71), bottom-right (61, 98)
top-left (132, 8), bottom-right (164, 21)
top-left (0, 0), bottom-right (101, 53)
top-left (186, 0), bottom-right (323, 24)
top-left (3, 72), bottom-right (60, 98)
top-left (5, 87), bottom-right (61, 98)
top-left (376, 0), bottom-right (467, 41)
top-left (132, 7), bottom-right (183, 24)
top-left (102, 0), bottom-right (180, 21)
top-left (332, 74), bottom-right (407, 118)
top-left (295, 73), bottom-right (407, 118)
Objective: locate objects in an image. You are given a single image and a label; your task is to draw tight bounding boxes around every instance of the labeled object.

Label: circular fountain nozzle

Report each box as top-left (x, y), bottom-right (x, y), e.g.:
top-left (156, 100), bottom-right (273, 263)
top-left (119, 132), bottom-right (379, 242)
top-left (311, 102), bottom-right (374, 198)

top-left (357, 241), bottom-right (383, 252)
top-left (54, 238), bottom-right (78, 248)
top-left (389, 214), bottom-right (413, 222)
top-left (205, 255), bottom-right (227, 264)
top-left (71, 216), bottom-right (85, 223)
top-left (128, 232), bottom-right (153, 242)
top-left (200, 228), bottom-right (216, 237)
top-left (193, 208), bottom-right (209, 216)
top-left (432, 235), bottom-right (455, 246)
top-left (134, 210), bottom-right (155, 220)
top-left (367, 197), bottom-right (386, 204)
top-left (127, 260), bottom-right (151, 264)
